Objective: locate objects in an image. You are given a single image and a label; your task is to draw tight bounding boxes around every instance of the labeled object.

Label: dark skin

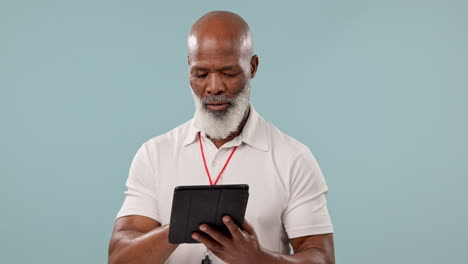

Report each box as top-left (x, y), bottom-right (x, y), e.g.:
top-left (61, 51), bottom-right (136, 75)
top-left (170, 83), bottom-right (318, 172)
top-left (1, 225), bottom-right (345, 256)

top-left (108, 216), bottom-right (176, 264)
top-left (193, 216), bottom-right (334, 264)
top-left (108, 11), bottom-right (334, 264)
top-left (187, 12), bottom-right (258, 148)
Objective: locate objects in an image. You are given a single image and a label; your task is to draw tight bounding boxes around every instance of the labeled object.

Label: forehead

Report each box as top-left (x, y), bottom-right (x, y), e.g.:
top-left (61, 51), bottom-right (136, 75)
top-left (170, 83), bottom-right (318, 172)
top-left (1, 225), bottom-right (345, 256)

top-left (188, 36), bottom-right (244, 67)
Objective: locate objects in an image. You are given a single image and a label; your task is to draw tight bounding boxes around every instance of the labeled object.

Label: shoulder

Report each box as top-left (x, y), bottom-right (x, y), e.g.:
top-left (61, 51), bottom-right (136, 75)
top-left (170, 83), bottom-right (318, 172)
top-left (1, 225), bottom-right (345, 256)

top-left (139, 120), bottom-right (192, 156)
top-left (260, 116), bottom-right (324, 194)
top-left (261, 115), bottom-right (321, 177)
top-left (265, 119), bottom-right (311, 158)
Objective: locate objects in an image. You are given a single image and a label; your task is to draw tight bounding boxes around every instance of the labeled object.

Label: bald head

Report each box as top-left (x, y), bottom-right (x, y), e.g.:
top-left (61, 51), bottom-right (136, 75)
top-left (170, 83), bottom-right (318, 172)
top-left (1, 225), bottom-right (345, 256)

top-left (187, 11), bottom-right (259, 141)
top-left (187, 11), bottom-right (254, 61)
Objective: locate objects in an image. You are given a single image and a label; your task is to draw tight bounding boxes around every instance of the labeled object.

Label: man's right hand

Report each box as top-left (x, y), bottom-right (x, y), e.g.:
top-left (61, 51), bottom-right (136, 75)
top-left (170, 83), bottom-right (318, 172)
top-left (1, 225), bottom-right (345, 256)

top-left (108, 215), bottom-right (178, 264)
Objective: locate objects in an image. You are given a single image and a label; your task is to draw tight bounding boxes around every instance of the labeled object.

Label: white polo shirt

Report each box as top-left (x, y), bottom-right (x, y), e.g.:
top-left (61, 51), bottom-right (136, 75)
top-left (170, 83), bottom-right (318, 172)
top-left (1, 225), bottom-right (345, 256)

top-left (115, 105), bottom-right (333, 264)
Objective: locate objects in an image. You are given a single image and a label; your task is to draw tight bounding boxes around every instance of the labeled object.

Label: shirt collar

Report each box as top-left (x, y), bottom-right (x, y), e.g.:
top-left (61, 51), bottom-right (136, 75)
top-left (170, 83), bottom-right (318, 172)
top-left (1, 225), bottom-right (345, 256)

top-left (183, 104), bottom-right (269, 152)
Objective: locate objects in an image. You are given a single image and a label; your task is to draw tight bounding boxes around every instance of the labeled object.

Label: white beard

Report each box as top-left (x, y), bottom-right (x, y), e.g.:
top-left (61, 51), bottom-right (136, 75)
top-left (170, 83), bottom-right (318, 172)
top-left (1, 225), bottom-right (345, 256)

top-left (191, 82), bottom-right (251, 140)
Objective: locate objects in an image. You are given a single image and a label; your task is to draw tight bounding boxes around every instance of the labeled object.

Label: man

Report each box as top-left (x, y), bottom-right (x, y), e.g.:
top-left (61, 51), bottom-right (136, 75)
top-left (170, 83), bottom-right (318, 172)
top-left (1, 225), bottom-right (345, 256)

top-left (108, 11), bottom-right (335, 264)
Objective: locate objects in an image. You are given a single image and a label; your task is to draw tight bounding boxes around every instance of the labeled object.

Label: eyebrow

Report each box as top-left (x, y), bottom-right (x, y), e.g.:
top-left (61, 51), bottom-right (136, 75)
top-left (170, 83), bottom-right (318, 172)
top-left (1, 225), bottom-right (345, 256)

top-left (191, 65), bottom-right (240, 73)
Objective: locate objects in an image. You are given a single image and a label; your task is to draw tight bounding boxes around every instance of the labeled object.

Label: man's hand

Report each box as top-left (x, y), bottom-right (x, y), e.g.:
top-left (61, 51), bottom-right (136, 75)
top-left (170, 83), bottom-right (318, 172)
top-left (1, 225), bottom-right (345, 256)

top-left (192, 216), bottom-right (265, 264)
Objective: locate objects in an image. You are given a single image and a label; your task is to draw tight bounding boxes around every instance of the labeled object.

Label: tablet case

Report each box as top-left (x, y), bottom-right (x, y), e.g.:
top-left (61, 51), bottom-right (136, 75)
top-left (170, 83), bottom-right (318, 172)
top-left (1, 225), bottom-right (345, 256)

top-left (168, 184), bottom-right (249, 244)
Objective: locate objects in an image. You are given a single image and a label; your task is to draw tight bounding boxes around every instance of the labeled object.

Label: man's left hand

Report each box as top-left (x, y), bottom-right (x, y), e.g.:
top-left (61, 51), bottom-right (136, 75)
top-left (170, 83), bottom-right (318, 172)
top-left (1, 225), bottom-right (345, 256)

top-left (192, 216), bottom-right (265, 264)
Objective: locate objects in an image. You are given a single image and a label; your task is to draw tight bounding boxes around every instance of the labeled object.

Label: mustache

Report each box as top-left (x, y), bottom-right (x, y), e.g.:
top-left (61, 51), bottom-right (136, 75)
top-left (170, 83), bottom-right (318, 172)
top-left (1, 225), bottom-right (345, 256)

top-left (201, 95), bottom-right (235, 105)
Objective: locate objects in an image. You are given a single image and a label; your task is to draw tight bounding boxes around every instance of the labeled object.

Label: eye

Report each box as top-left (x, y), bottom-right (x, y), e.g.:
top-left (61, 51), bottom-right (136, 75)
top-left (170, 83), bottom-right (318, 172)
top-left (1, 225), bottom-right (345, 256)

top-left (195, 73), bottom-right (207, 79)
top-left (223, 72), bottom-right (238, 77)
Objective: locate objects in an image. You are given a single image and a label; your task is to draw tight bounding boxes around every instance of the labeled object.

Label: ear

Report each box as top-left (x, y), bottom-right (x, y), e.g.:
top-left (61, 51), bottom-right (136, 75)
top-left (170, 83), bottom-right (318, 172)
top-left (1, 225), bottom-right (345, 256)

top-left (250, 55), bottom-right (259, 79)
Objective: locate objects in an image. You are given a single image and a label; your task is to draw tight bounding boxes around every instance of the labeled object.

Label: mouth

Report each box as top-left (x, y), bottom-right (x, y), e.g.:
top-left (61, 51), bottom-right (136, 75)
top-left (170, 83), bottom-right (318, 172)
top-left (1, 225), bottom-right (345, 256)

top-left (205, 102), bottom-right (230, 111)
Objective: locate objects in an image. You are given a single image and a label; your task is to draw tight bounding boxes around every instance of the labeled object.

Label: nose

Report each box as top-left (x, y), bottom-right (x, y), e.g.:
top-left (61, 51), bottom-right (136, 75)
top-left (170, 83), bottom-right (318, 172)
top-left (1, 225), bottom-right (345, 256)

top-left (205, 73), bottom-right (225, 95)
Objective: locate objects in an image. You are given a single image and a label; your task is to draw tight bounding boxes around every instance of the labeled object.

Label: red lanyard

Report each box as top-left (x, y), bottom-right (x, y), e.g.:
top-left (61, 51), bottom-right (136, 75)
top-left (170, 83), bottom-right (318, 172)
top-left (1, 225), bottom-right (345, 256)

top-left (198, 132), bottom-right (238, 185)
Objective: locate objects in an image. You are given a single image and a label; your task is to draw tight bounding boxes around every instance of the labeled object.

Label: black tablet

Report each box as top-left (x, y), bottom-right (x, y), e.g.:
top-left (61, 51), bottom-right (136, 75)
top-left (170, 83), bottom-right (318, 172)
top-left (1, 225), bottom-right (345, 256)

top-left (168, 184), bottom-right (249, 244)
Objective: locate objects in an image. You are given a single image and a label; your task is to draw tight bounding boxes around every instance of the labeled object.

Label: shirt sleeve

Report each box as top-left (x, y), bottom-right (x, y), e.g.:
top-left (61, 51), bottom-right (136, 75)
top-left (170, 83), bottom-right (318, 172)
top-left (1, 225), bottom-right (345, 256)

top-left (282, 147), bottom-right (334, 239)
top-left (115, 142), bottom-right (161, 222)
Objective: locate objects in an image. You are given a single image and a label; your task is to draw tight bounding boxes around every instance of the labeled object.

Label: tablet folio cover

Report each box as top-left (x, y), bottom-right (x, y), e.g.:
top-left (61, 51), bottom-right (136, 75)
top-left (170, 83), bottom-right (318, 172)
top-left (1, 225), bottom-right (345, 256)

top-left (168, 184), bottom-right (249, 244)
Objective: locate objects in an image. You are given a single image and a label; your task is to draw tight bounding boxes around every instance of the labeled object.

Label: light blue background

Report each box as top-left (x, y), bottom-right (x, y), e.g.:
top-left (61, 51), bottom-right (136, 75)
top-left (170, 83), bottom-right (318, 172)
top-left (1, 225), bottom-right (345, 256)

top-left (1, 0), bottom-right (467, 263)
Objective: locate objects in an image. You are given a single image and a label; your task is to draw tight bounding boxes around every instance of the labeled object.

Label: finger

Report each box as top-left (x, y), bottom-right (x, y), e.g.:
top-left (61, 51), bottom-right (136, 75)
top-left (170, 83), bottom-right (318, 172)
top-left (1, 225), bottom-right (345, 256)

top-left (199, 224), bottom-right (230, 245)
top-left (192, 232), bottom-right (223, 252)
top-left (223, 215), bottom-right (243, 239)
top-left (241, 219), bottom-right (257, 236)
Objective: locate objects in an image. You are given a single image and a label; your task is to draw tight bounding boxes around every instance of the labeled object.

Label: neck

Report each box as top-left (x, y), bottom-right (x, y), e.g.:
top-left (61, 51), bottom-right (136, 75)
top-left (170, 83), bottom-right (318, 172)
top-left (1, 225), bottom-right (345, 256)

top-left (209, 107), bottom-right (250, 149)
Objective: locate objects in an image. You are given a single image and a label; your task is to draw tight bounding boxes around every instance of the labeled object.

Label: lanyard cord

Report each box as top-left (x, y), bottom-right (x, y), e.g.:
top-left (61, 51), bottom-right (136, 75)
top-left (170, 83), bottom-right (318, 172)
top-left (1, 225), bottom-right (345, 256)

top-left (198, 132), bottom-right (238, 186)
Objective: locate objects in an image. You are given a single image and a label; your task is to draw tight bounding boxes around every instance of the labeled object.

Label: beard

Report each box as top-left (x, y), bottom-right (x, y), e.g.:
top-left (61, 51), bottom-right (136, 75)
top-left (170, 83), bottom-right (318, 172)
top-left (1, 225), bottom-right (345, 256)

top-left (191, 81), bottom-right (251, 140)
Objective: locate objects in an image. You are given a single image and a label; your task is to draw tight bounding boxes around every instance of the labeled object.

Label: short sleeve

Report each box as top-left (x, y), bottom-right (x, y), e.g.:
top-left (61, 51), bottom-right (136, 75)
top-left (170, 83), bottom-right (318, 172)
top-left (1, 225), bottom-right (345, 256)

top-left (282, 148), bottom-right (333, 239)
top-left (115, 143), bottom-right (161, 222)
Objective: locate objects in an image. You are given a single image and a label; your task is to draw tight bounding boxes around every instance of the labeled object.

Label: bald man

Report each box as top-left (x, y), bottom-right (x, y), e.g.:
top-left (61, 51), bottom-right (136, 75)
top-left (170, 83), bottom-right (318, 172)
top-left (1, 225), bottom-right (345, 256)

top-left (109, 11), bottom-right (335, 264)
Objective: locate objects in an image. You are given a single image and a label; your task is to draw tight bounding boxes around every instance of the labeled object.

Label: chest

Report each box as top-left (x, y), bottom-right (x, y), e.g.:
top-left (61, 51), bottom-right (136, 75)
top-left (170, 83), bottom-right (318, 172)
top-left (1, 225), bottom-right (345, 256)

top-left (155, 145), bottom-right (289, 230)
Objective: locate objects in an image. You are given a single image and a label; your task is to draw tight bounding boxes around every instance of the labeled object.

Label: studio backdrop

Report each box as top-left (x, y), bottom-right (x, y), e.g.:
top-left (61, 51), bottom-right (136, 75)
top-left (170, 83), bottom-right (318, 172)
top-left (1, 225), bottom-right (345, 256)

top-left (1, 0), bottom-right (467, 263)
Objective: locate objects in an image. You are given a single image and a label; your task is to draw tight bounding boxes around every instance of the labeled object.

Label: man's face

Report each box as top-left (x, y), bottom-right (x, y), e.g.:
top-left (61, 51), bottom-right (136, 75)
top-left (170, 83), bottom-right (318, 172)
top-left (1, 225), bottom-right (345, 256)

top-left (188, 40), bottom-right (250, 115)
top-left (187, 33), bottom-right (258, 140)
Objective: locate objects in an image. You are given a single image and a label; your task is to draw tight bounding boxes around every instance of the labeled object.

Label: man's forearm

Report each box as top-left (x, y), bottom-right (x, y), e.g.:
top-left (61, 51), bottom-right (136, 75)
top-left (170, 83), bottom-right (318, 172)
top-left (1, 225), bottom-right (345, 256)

top-left (260, 247), bottom-right (334, 264)
top-left (108, 225), bottom-right (178, 264)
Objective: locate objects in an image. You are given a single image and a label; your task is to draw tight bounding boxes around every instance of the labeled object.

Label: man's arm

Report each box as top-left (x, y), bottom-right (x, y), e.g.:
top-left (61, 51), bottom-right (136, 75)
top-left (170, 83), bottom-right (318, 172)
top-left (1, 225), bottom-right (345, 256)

top-left (260, 233), bottom-right (335, 264)
top-left (108, 215), bottom-right (179, 264)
